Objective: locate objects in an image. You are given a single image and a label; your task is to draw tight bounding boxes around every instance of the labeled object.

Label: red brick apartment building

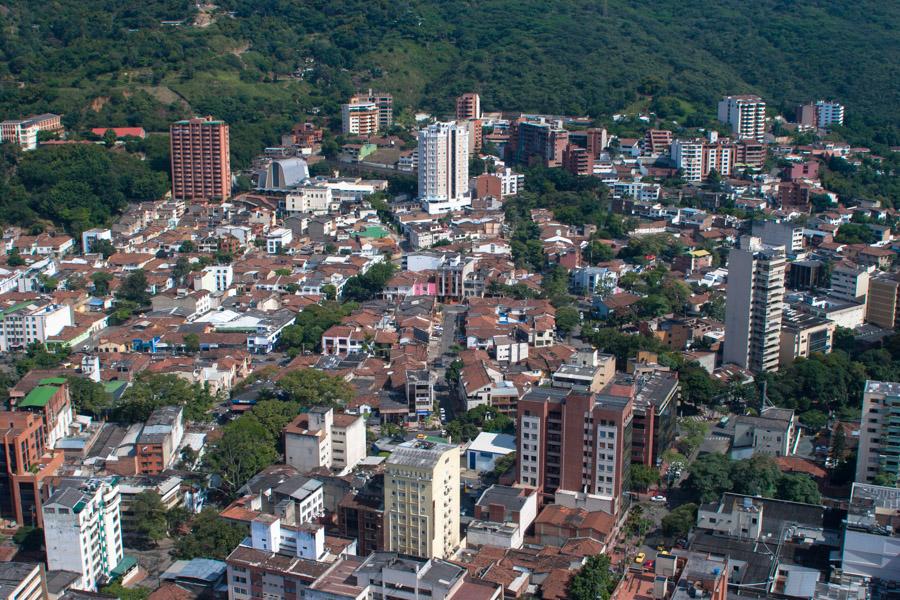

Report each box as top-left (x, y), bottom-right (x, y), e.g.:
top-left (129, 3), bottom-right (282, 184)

top-left (0, 411), bottom-right (64, 528)
top-left (562, 144), bottom-right (594, 176)
top-left (170, 116), bottom-right (232, 200)
top-left (456, 93), bottom-right (481, 121)
top-left (517, 387), bottom-right (633, 515)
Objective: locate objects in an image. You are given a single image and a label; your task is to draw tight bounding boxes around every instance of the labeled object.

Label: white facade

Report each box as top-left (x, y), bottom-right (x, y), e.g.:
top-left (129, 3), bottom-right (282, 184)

top-left (612, 181), bottom-right (660, 201)
top-left (331, 414), bottom-right (366, 472)
top-left (0, 302), bottom-right (73, 352)
top-left (671, 140), bottom-right (704, 183)
top-left (717, 95), bottom-right (767, 141)
top-left (723, 236), bottom-right (786, 372)
top-left (815, 100), bottom-right (845, 128)
top-left (498, 167), bottom-right (524, 197)
top-left (42, 479), bottom-right (123, 591)
top-left (266, 228), bottom-right (293, 254)
top-left (419, 122), bottom-right (471, 215)
top-left (830, 263), bottom-right (872, 303)
top-left (0, 122), bottom-right (38, 151)
top-left (341, 101), bottom-right (378, 136)
top-left (285, 186), bottom-right (332, 214)
top-left (81, 228), bottom-right (112, 254)
top-left (753, 220), bottom-right (804, 254)
top-left (285, 408), bottom-right (333, 472)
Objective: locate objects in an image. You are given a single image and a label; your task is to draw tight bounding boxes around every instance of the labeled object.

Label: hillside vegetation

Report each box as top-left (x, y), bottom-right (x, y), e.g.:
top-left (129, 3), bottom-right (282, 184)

top-left (0, 0), bottom-right (897, 165)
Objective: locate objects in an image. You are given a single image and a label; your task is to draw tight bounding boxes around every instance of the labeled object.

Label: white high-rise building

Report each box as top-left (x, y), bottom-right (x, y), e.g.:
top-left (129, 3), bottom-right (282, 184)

top-left (42, 478), bottom-right (123, 591)
top-left (670, 139), bottom-right (704, 182)
top-left (717, 95), bottom-right (767, 142)
top-left (815, 100), bottom-right (845, 128)
top-left (723, 236), bottom-right (787, 372)
top-left (418, 122), bottom-right (471, 215)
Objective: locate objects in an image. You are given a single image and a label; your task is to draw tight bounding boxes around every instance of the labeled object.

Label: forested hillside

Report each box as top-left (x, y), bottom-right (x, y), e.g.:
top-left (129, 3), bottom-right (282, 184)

top-left (0, 0), bottom-right (897, 164)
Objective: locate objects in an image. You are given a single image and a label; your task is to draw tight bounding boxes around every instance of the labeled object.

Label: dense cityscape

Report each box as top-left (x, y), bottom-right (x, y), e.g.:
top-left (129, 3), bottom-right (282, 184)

top-left (0, 7), bottom-right (897, 600)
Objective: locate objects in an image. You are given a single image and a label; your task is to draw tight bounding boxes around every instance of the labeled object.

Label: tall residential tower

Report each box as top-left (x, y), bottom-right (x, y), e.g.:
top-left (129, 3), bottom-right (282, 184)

top-left (723, 236), bottom-right (787, 372)
top-left (383, 440), bottom-right (460, 559)
top-left (717, 95), bottom-right (767, 142)
top-left (170, 117), bottom-right (232, 200)
top-left (418, 121), bottom-right (470, 215)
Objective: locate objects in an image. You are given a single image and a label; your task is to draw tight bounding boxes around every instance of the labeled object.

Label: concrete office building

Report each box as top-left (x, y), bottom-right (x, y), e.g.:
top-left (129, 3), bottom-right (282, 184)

top-left (42, 478), bottom-right (123, 591)
top-left (830, 262), bottom-right (872, 304)
top-left (856, 381), bottom-right (900, 486)
top-left (383, 440), bottom-right (460, 560)
top-left (170, 117), bottom-right (232, 200)
top-left (513, 119), bottom-right (568, 168)
top-left (753, 220), bottom-right (804, 255)
top-left (723, 236), bottom-right (787, 372)
top-left (517, 387), bottom-right (633, 516)
top-left (717, 95), bottom-right (767, 141)
top-left (284, 407), bottom-right (366, 474)
top-left (418, 122), bottom-right (471, 215)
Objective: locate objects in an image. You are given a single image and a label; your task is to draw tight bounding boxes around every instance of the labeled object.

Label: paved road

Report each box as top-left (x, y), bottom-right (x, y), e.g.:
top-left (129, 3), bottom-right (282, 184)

top-left (428, 305), bottom-right (466, 423)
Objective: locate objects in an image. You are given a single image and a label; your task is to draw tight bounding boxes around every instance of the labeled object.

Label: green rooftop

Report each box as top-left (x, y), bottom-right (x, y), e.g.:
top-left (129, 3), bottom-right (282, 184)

top-left (19, 385), bottom-right (59, 409)
top-left (38, 377), bottom-right (68, 385)
top-left (0, 302), bottom-right (33, 318)
top-left (104, 381), bottom-right (128, 394)
top-left (354, 226), bottom-right (389, 239)
top-left (110, 556), bottom-right (138, 579)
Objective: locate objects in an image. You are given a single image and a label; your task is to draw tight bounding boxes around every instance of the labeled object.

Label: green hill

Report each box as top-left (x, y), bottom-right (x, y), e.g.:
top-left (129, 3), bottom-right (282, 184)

top-left (1, 0), bottom-right (897, 165)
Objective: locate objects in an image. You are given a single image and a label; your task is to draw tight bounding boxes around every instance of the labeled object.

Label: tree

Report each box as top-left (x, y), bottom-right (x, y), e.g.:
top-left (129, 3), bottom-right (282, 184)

top-left (245, 399), bottom-right (300, 450)
top-left (730, 455), bottom-right (781, 497)
top-left (567, 555), bottom-right (617, 600)
top-left (205, 418), bottom-right (278, 495)
top-left (117, 269), bottom-right (151, 305)
top-left (629, 464), bottom-right (660, 492)
top-left (100, 583), bottom-right (150, 600)
top-left (683, 453), bottom-right (732, 503)
top-left (183, 333), bottom-right (200, 354)
top-left (129, 491), bottom-right (168, 545)
top-left (92, 239), bottom-right (116, 259)
top-left (776, 473), bottom-right (822, 504)
top-left (679, 363), bottom-right (722, 406)
top-left (6, 248), bottom-right (25, 267)
top-left (555, 306), bottom-right (580, 336)
top-left (832, 425), bottom-right (847, 460)
top-left (115, 373), bottom-right (214, 423)
top-left (662, 503), bottom-right (698, 538)
top-left (91, 271), bottom-right (114, 295)
top-left (66, 376), bottom-right (111, 417)
top-left (275, 369), bottom-right (354, 407)
top-left (341, 262), bottom-right (397, 302)
top-left (172, 508), bottom-right (247, 560)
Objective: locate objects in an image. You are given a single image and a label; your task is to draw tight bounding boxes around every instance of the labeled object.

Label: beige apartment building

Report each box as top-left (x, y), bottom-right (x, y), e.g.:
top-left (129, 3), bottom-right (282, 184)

top-left (867, 274), bottom-right (900, 329)
top-left (384, 440), bottom-right (460, 559)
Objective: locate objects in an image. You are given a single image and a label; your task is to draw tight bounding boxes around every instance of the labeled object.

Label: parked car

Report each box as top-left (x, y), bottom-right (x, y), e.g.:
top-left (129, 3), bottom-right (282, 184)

top-left (634, 552), bottom-right (646, 564)
top-left (651, 495), bottom-right (667, 503)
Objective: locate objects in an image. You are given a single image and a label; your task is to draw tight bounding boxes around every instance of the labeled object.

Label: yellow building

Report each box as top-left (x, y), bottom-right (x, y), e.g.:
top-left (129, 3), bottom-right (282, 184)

top-left (384, 440), bottom-right (460, 559)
